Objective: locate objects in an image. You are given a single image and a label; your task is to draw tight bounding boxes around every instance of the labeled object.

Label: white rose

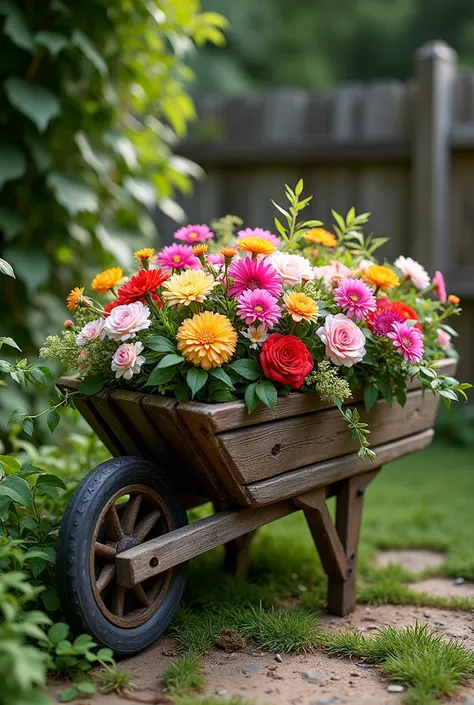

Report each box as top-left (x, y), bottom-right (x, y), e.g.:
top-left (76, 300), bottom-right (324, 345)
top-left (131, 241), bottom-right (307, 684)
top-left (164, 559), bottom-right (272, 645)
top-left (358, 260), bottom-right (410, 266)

top-left (104, 301), bottom-right (151, 341)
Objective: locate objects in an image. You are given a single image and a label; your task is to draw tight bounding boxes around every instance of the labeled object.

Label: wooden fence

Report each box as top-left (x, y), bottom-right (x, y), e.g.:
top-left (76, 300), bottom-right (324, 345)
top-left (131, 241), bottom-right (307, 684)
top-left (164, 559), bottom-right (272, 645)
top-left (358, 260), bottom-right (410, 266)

top-left (155, 41), bottom-right (474, 385)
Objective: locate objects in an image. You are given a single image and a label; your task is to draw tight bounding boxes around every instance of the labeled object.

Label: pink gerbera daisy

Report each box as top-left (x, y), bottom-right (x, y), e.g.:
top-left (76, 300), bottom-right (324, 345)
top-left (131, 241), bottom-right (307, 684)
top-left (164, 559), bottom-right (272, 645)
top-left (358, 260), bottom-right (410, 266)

top-left (207, 253), bottom-right (225, 266)
top-left (334, 278), bottom-right (376, 322)
top-left (237, 227), bottom-right (279, 248)
top-left (228, 257), bottom-right (282, 298)
top-left (370, 308), bottom-right (405, 337)
top-left (173, 224), bottom-right (214, 243)
top-left (386, 321), bottom-right (424, 363)
top-left (157, 243), bottom-right (201, 271)
top-left (236, 289), bottom-right (281, 328)
top-left (433, 270), bottom-right (447, 303)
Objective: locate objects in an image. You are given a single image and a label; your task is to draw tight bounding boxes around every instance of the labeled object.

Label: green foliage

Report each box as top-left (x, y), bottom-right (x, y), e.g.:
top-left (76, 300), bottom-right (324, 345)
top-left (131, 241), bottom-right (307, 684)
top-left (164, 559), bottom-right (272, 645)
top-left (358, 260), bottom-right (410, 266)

top-left (97, 664), bottom-right (136, 695)
top-left (162, 652), bottom-right (206, 697)
top-left (231, 604), bottom-right (323, 653)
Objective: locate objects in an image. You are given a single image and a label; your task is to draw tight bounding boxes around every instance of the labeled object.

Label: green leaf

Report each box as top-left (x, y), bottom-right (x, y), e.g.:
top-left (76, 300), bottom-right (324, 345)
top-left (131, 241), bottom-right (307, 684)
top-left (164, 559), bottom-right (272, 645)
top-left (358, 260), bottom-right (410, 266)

top-left (75, 682), bottom-right (95, 694)
top-left (35, 30), bottom-right (69, 55)
top-left (0, 257), bottom-right (15, 277)
top-left (79, 375), bottom-right (104, 396)
top-left (46, 410), bottom-right (60, 433)
top-left (48, 622), bottom-right (69, 645)
top-left (0, 206), bottom-right (24, 240)
top-left (124, 177), bottom-right (156, 207)
top-left (96, 647), bottom-right (114, 662)
top-left (0, 474), bottom-right (33, 507)
top-left (47, 172), bottom-right (98, 215)
top-left (41, 587), bottom-right (60, 611)
top-left (2, 4), bottom-right (34, 52)
top-left (209, 389), bottom-right (235, 402)
top-left (244, 382), bottom-right (259, 413)
top-left (174, 382), bottom-right (189, 401)
top-left (186, 367), bottom-right (208, 398)
top-left (0, 336), bottom-right (20, 350)
top-left (256, 380), bottom-right (278, 411)
top-left (145, 364), bottom-right (177, 387)
top-left (376, 379), bottom-right (393, 405)
top-left (71, 29), bottom-right (108, 75)
top-left (36, 473), bottom-right (67, 491)
top-left (295, 178), bottom-right (304, 196)
top-left (144, 336), bottom-right (176, 353)
top-left (21, 416), bottom-right (34, 435)
top-left (5, 77), bottom-right (60, 131)
top-left (230, 359), bottom-right (261, 381)
top-left (59, 687), bottom-right (78, 703)
top-left (156, 354), bottom-right (185, 369)
top-left (25, 135), bottom-right (53, 173)
top-left (209, 367), bottom-right (234, 388)
top-left (439, 388), bottom-right (459, 401)
top-left (0, 455), bottom-right (21, 474)
top-left (0, 145), bottom-right (27, 189)
top-left (363, 384), bottom-right (378, 412)
top-left (3, 249), bottom-right (51, 292)
top-left (8, 407), bottom-right (28, 425)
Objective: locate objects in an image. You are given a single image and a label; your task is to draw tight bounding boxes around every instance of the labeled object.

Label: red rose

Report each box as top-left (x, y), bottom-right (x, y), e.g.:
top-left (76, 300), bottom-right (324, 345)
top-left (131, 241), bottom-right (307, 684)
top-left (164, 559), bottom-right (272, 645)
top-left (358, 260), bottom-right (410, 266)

top-left (260, 334), bottom-right (313, 389)
top-left (117, 268), bottom-right (168, 305)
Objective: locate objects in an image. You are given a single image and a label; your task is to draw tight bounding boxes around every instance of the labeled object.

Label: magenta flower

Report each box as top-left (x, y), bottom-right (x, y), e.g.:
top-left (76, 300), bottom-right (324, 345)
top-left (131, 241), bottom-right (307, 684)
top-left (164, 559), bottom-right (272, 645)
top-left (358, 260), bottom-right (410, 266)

top-left (157, 243), bottom-right (201, 271)
top-left (433, 270), bottom-right (447, 303)
top-left (237, 227), bottom-right (279, 248)
top-left (207, 253), bottom-right (225, 266)
top-left (334, 278), bottom-right (376, 322)
top-left (173, 224), bottom-right (214, 243)
top-left (386, 321), bottom-right (424, 363)
top-left (228, 257), bottom-right (282, 298)
top-left (236, 289), bottom-right (281, 328)
top-left (370, 308), bottom-right (404, 338)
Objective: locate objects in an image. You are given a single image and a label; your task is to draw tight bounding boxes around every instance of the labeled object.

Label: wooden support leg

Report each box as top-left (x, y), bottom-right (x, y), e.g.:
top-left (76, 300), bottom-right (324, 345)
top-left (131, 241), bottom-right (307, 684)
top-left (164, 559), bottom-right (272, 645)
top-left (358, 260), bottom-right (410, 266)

top-left (224, 531), bottom-right (257, 579)
top-left (295, 468), bottom-right (380, 616)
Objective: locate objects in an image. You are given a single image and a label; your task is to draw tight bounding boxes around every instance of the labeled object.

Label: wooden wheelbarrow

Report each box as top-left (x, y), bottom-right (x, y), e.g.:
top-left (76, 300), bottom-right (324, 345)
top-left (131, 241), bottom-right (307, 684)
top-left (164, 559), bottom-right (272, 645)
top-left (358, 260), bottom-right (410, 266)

top-left (56, 358), bottom-right (455, 654)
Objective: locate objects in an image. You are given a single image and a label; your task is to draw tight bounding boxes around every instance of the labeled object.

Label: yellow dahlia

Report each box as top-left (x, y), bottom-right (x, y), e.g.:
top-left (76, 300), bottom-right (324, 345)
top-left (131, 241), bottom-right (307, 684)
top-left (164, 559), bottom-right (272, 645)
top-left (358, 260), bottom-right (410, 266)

top-left (237, 237), bottom-right (276, 257)
top-left (192, 244), bottom-right (208, 256)
top-left (67, 287), bottom-right (84, 311)
top-left (162, 269), bottom-right (216, 307)
top-left (91, 267), bottom-right (124, 295)
top-left (283, 291), bottom-right (319, 323)
top-left (363, 265), bottom-right (400, 292)
top-left (134, 248), bottom-right (155, 261)
top-left (303, 228), bottom-right (337, 248)
top-left (177, 311), bottom-right (237, 370)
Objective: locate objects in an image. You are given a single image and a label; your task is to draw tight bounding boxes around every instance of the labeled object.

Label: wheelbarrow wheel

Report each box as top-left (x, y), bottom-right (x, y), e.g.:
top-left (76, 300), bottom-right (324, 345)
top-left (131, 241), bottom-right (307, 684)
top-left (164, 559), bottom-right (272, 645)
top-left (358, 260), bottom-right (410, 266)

top-left (56, 456), bottom-right (187, 655)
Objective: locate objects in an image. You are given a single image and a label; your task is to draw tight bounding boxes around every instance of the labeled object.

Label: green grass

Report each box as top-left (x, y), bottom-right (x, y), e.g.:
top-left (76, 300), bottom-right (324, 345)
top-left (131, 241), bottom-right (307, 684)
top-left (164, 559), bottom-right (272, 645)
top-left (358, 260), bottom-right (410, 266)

top-left (164, 441), bottom-right (474, 703)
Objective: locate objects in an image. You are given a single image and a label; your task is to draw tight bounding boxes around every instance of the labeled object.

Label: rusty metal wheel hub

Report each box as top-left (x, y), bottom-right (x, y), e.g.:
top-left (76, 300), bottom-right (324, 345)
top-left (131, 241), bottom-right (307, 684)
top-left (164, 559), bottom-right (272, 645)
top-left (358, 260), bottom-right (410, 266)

top-left (89, 484), bottom-right (173, 628)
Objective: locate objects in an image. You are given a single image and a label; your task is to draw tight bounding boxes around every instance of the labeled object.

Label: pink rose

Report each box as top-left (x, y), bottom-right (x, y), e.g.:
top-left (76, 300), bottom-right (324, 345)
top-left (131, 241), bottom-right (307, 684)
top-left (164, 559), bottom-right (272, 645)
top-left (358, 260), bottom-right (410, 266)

top-left (437, 328), bottom-right (451, 351)
top-left (316, 313), bottom-right (366, 367)
top-left (313, 260), bottom-right (352, 284)
top-left (76, 318), bottom-right (106, 346)
top-left (111, 342), bottom-right (146, 380)
top-left (103, 301), bottom-right (151, 341)
top-left (268, 252), bottom-right (314, 288)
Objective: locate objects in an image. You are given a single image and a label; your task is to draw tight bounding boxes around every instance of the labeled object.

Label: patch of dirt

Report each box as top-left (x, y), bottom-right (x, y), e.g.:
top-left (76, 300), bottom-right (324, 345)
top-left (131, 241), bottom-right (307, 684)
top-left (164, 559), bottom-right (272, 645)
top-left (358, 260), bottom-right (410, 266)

top-left (411, 577), bottom-right (474, 599)
top-left (215, 628), bottom-right (248, 653)
top-left (374, 549), bottom-right (445, 573)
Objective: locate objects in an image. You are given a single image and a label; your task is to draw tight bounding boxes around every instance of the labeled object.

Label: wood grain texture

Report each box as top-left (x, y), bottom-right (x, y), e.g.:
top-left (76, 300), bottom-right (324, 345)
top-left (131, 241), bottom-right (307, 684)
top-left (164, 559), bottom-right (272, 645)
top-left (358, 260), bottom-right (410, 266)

top-left (217, 389), bottom-right (439, 484)
top-left (246, 430), bottom-right (434, 507)
top-left (116, 501), bottom-right (296, 586)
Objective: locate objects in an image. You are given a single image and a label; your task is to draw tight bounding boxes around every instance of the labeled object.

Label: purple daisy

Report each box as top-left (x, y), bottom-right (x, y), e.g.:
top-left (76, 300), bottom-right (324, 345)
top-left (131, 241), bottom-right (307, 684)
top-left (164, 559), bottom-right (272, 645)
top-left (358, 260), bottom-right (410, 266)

top-left (334, 278), bottom-right (377, 322)
top-left (228, 257), bottom-right (282, 298)
top-left (236, 289), bottom-right (281, 328)
top-left (386, 321), bottom-right (424, 363)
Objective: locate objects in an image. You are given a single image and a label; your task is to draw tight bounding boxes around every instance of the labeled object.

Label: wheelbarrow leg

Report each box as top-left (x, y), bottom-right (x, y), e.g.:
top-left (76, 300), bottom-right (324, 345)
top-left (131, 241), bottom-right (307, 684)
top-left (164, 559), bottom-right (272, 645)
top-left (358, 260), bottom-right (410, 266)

top-left (224, 531), bottom-right (257, 579)
top-left (295, 468), bottom-right (380, 616)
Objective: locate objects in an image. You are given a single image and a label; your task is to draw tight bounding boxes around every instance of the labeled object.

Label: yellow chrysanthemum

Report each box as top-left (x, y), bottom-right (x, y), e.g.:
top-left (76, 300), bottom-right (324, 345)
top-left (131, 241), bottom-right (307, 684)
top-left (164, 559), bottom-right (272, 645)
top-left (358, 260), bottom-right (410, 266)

top-left (177, 311), bottom-right (237, 370)
top-left (283, 291), bottom-right (319, 323)
top-left (192, 244), bottom-right (208, 256)
top-left (303, 228), bottom-right (337, 248)
top-left (67, 287), bottom-right (84, 311)
top-left (363, 265), bottom-right (400, 291)
top-left (162, 269), bottom-right (216, 307)
top-left (221, 247), bottom-right (238, 259)
top-left (237, 237), bottom-right (276, 257)
top-left (91, 267), bottom-right (124, 295)
top-left (134, 248), bottom-right (155, 261)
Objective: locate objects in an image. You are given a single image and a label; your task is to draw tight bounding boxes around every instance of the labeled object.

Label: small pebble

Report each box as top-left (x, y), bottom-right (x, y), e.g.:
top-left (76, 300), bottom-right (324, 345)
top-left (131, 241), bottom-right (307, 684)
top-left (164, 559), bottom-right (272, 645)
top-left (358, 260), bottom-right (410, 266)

top-left (162, 649), bottom-right (177, 657)
top-left (303, 670), bottom-right (326, 684)
top-left (350, 672), bottom-right (360, 677)
top-left (311, 698), bottom-right (345, 705)
top-left (446, 631), bottom-right (468, 639)
top-left (241, 664), bottom-right (259, 675)
top-left (423, 612), bottom-right (431, 618)
top-left (271, 673), bottom-right (283, 680)
top-left (453, 577), bottom-right (465, 585)
top-left (330, 675), bottom-right (341, 681)
top-left (275, 654), bottom-right (283, 662)
top-left (434, 621), bottom-right (447, 627)
top-left (216, 689), bottom-right (228, 696)
top-left (387, 685), bottom-right (405, 693)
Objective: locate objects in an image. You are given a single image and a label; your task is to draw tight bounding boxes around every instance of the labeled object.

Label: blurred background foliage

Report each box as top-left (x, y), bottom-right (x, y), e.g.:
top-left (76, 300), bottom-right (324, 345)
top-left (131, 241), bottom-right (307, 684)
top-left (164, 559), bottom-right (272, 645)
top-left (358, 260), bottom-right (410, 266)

top-left (193, 0), bottom-right (474, 92)
top-left (0, 0), bottom-right (227, 430)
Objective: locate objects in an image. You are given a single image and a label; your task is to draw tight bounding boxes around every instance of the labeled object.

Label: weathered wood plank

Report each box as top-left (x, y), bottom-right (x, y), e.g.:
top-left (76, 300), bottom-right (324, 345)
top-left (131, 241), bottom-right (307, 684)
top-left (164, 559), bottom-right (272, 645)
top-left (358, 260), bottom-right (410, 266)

top-left (217, 389), bottom-right (439, 484)
top-left (116, 501), bottom-right (296, 586)
top-left (246, 430), bottom-right (434, 507)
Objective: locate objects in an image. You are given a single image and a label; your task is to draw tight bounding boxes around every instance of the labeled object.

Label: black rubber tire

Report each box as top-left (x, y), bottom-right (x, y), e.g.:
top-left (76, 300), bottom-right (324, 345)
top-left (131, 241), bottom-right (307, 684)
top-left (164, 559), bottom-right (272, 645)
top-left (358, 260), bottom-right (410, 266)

top-left (56, 456), bottom-right (188, 655)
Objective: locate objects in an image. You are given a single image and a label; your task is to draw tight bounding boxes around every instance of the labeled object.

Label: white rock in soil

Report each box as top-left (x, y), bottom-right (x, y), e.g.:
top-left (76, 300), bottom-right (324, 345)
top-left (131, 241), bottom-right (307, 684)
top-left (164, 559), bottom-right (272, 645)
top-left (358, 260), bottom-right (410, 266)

top-left (387, 684), bottom-right (405, 693)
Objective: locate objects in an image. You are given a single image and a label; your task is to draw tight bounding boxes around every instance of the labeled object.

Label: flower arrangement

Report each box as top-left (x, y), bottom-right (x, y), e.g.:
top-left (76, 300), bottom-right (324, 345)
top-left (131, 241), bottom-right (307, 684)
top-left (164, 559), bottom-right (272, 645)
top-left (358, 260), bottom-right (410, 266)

top-left (41, 181), bottom-right (470, 459)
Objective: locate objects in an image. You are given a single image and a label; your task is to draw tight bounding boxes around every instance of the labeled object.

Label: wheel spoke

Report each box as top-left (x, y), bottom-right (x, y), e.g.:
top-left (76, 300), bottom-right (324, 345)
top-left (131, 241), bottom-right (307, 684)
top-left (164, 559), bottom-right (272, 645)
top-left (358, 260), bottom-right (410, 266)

top-left (133, 583), bottom-right (150, 607)
top-left (133, 509), bottom-right (161, 542)
top-left (95, 542), bottom-right (116, 560)
top-left (121, 494), bottom-right (142, 535)
top-left (111, 585), bottom-right (126, 617)
top-left (105, 506), bottom-right (124, 541)
top-left (96, 564), bottom-right (115, 592)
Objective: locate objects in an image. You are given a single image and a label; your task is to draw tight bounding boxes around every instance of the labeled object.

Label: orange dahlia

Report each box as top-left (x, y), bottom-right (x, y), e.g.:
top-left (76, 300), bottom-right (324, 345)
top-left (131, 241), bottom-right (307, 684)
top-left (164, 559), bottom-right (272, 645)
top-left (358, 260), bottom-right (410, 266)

top-left (177, 311), bottom-right (237, 370)
top-left (237, 237), bottom-right (276, 257)
top-left (67, 287), bottom-right (84, 311)
top-left (91, 267), bottom-right (124, 295)
top-left (283, 291), bottom-right (319, 323)
top-left (303, 228), bottom-right (337, 248)
top-left (363, 265), bottom-right (400, 292)
top-left (117, 268), bottom-right (169, 304)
